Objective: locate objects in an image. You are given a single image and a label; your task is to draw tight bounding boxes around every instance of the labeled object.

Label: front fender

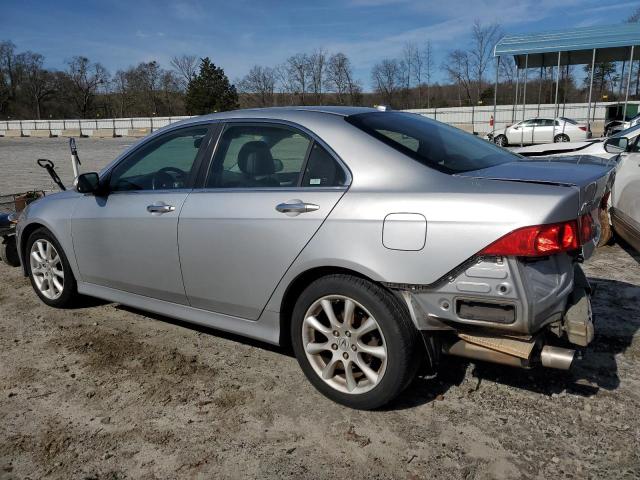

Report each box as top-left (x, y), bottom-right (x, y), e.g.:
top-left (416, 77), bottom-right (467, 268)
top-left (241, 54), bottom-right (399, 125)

top-left (16, 191), bottom-right (81, 278)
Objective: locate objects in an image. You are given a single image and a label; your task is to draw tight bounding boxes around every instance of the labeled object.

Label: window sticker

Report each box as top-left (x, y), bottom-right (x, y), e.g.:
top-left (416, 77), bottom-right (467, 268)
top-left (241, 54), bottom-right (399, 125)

top-left (310, 178), bottom-right (321, 185)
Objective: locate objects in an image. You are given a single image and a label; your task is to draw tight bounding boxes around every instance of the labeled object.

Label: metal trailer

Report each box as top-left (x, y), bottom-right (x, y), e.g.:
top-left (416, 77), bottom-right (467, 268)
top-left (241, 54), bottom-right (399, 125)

top-left (492, 23), bottom-right (640, 146)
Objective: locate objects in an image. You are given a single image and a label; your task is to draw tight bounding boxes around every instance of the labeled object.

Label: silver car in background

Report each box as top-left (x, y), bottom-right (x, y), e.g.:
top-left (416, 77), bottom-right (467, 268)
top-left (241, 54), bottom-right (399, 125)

top-left (488, 117), bottom-right (590, 147)
top-left (16, 107), bottom-right (614, 409)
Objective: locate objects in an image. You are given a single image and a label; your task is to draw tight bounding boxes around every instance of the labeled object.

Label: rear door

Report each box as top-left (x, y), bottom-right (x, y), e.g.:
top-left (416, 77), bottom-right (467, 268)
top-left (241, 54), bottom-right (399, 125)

top-left (178, 121), bottom-right (349, 320)
top-left (533, 119), bottom-right (555, 144)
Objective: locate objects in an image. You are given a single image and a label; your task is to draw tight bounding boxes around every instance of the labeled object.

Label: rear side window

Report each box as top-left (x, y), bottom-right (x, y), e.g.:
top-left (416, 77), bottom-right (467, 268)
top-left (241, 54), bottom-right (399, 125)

top-left (346, 112), bottom-right (519, 174)
top-left (302, 143), bottom-right (346, 187)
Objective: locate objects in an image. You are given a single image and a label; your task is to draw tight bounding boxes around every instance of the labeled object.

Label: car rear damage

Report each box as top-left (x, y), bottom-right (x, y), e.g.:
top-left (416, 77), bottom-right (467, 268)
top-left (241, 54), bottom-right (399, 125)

top-left (390, 158), bottom-right (615, 372)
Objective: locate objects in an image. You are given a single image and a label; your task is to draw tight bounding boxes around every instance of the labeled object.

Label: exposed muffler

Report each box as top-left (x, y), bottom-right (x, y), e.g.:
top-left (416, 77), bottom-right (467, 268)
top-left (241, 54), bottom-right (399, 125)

top-left (540, 345), bottom-right (575, 370)
top-left (443, 335), bottom-right (576, 371)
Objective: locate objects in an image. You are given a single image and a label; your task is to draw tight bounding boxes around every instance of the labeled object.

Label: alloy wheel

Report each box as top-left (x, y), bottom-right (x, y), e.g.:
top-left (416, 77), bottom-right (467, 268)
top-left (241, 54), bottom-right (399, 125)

top-left (302, 295), bottom-right (388, 394)
top-left (30, 239), bottom-right (64, 300)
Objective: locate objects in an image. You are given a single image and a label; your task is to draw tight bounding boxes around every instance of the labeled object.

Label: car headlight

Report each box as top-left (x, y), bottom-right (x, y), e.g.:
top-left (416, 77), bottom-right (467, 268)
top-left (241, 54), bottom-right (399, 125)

top-left (7, 212), bottom-right (19, 224)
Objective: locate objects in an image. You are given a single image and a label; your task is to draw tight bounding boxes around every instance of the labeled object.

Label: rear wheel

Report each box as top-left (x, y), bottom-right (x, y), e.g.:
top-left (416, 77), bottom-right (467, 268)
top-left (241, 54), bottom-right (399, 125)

top-left (494, 134), bottom-right (508, 147)
top-left (26, 228), bottom-right (78, 308)
top-left (291, 274), bottom-right (420, 409)
top-left (554, 133), bottom-right (570, 143)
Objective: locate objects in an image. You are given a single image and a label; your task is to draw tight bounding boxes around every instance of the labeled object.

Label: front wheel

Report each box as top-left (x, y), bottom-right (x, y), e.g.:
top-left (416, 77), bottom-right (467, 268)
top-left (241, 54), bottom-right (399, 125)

top-left (554, 133), bottom-right (570, 143)
top-left (494, 134), bottom-right (508, 147)
top-left (26, 228), bottom-right (79, 308)
top-left (291, 274), bottom-right (420, 409)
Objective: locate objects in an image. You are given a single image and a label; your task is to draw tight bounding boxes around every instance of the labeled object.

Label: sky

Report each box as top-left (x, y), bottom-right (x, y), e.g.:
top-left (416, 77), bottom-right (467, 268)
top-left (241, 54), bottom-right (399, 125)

top-left (1, 0), bottom-right (639, 89)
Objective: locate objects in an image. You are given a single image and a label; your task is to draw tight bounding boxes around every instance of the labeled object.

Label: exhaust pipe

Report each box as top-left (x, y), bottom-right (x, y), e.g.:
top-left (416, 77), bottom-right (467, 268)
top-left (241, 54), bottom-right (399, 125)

top-left (540, 346), bottom-right (575, 370)
top-left (444, 339), bottom-right (529, 368)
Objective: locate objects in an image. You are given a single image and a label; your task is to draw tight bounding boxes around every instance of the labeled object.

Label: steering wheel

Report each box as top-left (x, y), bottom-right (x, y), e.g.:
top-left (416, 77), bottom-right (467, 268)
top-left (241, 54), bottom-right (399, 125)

top-left (151, 167), bottom-right (186, 190)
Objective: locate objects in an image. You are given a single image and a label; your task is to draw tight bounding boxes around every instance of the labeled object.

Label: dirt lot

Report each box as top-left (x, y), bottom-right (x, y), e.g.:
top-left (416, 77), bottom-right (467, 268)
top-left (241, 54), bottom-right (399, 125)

top-left (1, 137), bottom-right (639, 479)
top-left (0, 242), bottom-right (638, 479)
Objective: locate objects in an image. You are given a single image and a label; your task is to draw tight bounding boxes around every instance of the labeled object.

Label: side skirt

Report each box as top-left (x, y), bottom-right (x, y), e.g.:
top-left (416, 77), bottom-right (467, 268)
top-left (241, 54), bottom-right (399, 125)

top-left (77, 282), bottom-right (281, 345)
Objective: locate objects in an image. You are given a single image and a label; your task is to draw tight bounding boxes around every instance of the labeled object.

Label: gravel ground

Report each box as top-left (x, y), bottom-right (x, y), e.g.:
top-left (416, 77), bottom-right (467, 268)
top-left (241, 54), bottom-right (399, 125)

top-left (1, 137), bottom-right (639, 479)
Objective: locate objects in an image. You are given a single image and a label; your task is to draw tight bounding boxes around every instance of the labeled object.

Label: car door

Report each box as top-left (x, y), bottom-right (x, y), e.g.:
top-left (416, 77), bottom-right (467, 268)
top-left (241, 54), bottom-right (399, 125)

top-left (71, 124), bottom-right (212, 304)
top-left (509, 119), bottom-right (534, 145)
top-left (533, 119), bottom-right (554, 144)
top-left (178, 122), bottom-right (349, 320)
top-left (612, 136), bottom-right (640, 242)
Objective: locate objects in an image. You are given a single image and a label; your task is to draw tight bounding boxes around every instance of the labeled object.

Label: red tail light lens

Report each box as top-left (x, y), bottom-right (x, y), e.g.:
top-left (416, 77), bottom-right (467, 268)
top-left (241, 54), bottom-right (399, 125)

top-left (579, 126), bottom-right (587, 131)
top-left (480, 220), bottom-right (581, 257)
top-left (579, 213), bottom-right (594, 244)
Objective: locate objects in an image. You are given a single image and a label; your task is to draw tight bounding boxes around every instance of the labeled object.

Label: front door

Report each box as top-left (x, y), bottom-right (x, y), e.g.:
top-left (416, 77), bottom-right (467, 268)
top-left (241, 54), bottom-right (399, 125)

top-left (71, 124), bottom-right (211, 304)
top-left (179, 123), bottom-right (348, 319)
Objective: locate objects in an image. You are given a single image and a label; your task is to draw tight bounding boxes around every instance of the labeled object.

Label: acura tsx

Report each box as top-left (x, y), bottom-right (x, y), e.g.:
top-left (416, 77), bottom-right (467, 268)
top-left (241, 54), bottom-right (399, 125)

top-left (16, 107), bottom-right (615, 409)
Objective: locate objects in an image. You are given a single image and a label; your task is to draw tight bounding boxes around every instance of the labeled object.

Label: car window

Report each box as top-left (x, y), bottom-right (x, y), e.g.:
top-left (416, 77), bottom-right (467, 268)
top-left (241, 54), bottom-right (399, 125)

top-left (538, 119), bottom-right (554, 127)
top-left (346, 111), bottom-right (520, 174)
top-left (206, 124), bottom-right (311, 188)
top-left (301, 143), bottom-right (347, 187)
top-left (109, 126), bottom-right (208, 192)
top-left (520, 120), bottom-right (535, 127)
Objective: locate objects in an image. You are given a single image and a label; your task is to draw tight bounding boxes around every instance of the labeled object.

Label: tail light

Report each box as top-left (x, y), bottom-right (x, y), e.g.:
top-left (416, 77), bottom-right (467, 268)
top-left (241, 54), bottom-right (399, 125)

top-left (578, 126), bottom-right (587, 131)
top-left (480, 216), bottom-right (594, 257)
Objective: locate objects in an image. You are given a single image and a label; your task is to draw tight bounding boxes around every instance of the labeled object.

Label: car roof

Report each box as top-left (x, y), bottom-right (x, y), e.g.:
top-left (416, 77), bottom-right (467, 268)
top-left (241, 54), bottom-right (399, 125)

top-left (181, 106), bottom-right (378, 124)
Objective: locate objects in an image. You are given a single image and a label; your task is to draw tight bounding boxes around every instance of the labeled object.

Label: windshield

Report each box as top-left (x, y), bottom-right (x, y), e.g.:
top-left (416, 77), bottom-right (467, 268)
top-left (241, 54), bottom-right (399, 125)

top-left (346, 111), bottom-right (519, 174)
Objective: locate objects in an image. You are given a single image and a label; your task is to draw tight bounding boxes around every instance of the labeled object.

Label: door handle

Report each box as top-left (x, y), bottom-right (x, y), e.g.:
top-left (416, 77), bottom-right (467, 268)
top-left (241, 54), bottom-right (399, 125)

top-left (275, 201), bottom-right (319, 214)
top-left (147, 203), bottom-right (176, 214)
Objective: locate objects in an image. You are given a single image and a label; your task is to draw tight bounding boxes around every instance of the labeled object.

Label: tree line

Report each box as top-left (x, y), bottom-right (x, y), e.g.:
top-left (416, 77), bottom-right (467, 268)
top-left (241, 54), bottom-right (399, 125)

top-left (1, 14), bottom-right (640, 120)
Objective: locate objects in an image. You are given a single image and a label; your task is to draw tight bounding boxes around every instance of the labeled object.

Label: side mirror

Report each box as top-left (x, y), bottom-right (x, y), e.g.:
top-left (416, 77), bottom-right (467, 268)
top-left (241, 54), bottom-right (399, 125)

top-left (604, 137), bottom-right (629, 154)
top-left (74, 172), bottom-right (101, 194)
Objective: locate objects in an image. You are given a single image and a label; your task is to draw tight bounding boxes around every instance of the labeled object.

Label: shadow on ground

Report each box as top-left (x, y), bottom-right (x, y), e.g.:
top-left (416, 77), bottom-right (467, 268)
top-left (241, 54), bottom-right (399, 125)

top-left (100, 274), bottom-right (639, 412)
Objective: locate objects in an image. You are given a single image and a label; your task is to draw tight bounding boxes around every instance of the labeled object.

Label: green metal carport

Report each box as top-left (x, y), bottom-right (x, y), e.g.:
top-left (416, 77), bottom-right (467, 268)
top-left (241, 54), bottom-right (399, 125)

top-left (492, 23), bottom-right (640, 141)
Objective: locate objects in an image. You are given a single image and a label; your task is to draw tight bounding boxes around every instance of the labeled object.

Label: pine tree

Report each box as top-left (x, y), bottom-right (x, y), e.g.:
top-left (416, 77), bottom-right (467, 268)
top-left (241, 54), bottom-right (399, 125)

top-left (185, 57), bottom-right (238, 114)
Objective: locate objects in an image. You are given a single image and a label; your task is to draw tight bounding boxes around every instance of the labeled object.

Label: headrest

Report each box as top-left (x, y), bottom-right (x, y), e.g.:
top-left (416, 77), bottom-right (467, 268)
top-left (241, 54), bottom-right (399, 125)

top-left (238, 141), bottom-right (275, 176)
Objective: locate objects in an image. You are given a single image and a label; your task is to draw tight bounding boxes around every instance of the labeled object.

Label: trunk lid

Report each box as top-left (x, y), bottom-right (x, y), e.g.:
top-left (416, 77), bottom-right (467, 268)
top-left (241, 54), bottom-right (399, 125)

top-left (458, 155), bottom-right (617, 256)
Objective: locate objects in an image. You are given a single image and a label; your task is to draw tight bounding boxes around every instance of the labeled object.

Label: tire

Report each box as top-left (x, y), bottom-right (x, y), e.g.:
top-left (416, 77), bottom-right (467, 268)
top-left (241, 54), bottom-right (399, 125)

top-left (494, 134), bottom-right (508, 147)
top-left (291, 274), bottom-right (420, 410)
top-left (0, 235), bottom-right (20, 267)
top-left (554, 134), bottom-right (570, 143)
top-left (597, 208), bottom-right (613, 247)
top-left (26, 228), bottom-right (78, 308)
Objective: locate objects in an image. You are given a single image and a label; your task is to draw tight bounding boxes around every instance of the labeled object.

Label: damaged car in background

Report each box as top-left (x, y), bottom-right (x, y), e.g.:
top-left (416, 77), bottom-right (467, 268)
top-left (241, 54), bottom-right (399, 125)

top-left (14, 108), bottom-right (615, 409)
top-left (513, 123), bottom-right (640, 252)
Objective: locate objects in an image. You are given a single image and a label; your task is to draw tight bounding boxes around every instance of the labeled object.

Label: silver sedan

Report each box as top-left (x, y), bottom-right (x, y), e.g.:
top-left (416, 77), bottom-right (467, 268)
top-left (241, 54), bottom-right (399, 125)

top-left (16, 107), bottom-right (614, 409)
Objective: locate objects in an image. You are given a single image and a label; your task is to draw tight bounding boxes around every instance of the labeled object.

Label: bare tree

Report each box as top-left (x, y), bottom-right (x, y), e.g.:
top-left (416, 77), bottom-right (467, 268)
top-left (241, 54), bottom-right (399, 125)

top-left (111, 70), bottom-right (130, 117)
top-left (469, 20), bottom-right (502, 100)
top-left (18, 52), bottom-right (54, 119)
top-left (285, 53), bottom-right (310, 104)
top-left (170, 54), bottom-right (198, 89)
top-left (65, 56), bottom-right (109, 117)
top-left (0, 41), bottom-right (19, 113)
top-left (238, 65), bottom-right (277, 107)
top-left (443, 49), bottom-right (473, 105)
top-left (326, 52), bottom-right (361, 105)
top-left (160, 70), bottom-right (181, 115)
top-left (371, 59), bottom-right (401, 106)
top-left (308, 49), bottom-right (327, 104)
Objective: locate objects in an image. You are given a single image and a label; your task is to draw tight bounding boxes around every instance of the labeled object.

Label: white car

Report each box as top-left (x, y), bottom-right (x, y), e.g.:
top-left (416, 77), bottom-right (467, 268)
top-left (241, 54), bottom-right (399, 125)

top-left (513, 125), bottom-right (640, 252)
top-left (604, 112), bottom-right (640, 136)
top-left (488, 117), bottom-right (591, 147)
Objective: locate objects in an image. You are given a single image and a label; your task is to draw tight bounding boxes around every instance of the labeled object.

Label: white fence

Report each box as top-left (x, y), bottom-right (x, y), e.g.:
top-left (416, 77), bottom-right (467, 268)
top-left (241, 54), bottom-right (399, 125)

top-left (0, 116), bottom-right (193, 137)
top-left (408, 101), bottom-right (640, 136)
top-left (1, 101), bottom-right (638, 138)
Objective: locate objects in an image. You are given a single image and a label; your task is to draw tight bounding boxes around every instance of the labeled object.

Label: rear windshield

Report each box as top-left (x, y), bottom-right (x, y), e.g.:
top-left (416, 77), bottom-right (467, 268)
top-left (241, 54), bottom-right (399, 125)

top-left (559, 117), bottom-right (578, 125)
top-left (346, 111), bottom-right (519, 174)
